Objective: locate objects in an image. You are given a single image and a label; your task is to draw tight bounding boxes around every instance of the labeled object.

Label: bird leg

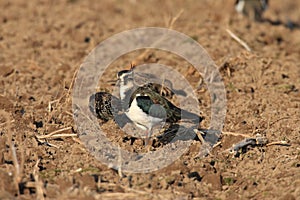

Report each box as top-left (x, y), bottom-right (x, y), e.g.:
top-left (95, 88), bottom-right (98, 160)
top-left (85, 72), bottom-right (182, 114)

top-left (144, 129), bottom-right (152, 146)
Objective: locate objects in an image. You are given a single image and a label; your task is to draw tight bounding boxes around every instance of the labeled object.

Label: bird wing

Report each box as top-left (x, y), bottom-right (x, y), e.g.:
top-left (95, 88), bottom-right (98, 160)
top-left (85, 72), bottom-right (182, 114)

top-left (135, 95), bottom-right (167, 119)
top-left (131, 86), bottom-right (203, 123)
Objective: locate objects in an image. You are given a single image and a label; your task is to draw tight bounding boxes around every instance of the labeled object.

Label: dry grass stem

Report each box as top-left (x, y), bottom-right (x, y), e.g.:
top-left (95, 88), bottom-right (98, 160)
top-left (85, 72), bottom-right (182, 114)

top-left (36, 138), bottom-right (59, 148)
top-left (266, 141), bottom-right (290, 147)
top-left (33, 159), bottom-right (45, 200)
top-left (117, 146), bottom-right (123, 178)
top-left (193, 129), bottom-right (205, 144)
top-left (71, 168), bottom-right (83, 173)
top-left (226, 29), bottom-right (251, 52)
top-left (37, 127), bottom-right (73, 138)
top-left (48, 100), bottom-right (59, 112)
top-left (0, 110), bottom-right (23, 195)
top-left (71, 137), bottom-right (84, 145)
top-left (213, 141), bottom-right (222, 148)
top-left (64, 111), bottom-right (74, 116)
top-left (45, 142), bottom-right (59, 148)
top-left (37, 133), bottom-right (77, 140)
top-left (222, 131), bottom-right (251, 138)
top-left (168, 9), bottom-right (184, 29)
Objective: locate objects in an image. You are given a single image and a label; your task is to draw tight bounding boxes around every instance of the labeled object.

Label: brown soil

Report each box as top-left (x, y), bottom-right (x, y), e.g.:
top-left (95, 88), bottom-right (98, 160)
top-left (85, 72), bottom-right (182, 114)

top-left (0, 0), bottom-right (300, 199)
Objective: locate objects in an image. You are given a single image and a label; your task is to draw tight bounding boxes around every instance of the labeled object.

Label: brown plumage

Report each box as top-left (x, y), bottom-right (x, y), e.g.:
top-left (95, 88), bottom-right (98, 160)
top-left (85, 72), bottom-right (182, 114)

top-left (89, 92), bottom-right (122, 121)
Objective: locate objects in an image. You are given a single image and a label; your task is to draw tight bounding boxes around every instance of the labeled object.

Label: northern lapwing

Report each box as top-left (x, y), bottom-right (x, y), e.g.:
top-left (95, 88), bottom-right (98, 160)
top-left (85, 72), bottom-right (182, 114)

top-left (235, 0), bottom-right (268, 21)
top-left (118, 70), bottom-right (203, 144)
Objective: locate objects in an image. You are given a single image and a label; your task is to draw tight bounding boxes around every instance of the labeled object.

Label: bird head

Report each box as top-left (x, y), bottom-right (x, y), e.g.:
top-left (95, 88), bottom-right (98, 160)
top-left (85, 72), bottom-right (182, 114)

top-left (117, 69), bottom-right (133, 81)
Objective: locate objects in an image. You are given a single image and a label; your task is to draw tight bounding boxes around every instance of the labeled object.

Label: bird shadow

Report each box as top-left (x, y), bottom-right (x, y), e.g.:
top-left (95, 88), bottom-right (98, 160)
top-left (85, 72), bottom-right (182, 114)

top-left (262, 18), bottom-right (300, 30)
top-left (156, 124), bottom-right (221, 146)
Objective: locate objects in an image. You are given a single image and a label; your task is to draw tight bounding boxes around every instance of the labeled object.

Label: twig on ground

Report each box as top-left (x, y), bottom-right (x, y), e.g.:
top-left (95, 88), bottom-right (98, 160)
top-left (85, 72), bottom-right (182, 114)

top-left (36, 133), bottom-right (77, 140)
top-left (213, 141), bottom-right (222, 148)
top-left (66, 65), bottom-right (80, 103)
top-left (71, 137), bottom-right (84, 145)
top-left (193, 129), bottom-right (205, 144)
top-left (226, 29), bottom-right (251, 52)
top-left (0, 110), bottom-right (23, 195)
top-left (64, 111), bottom-right (73, 117)
top-left (266, 141), bottom-right (290, 147)
top-left (224, 131), bottom-right (290, 156)
top-left (71, 168), bottom-right (83, 173)
top-left (48, 100), bottom-right (59, 112)
top-left (117, 146), bottom-right (123, 178)
top-left (35, 138), bottom-right (59, 148)
top-left (168, 9), bottom-right (184, 29)
top-left (33, 159), bottom-right (45, 200)
top-left (36, 127), bottom-right (73, 139)
top-left (222, 131), bottom-right (251, 138)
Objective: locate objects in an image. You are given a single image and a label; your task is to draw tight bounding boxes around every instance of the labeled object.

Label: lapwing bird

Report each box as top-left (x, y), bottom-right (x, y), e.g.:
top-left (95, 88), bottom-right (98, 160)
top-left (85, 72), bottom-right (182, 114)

top-left (89, 92), bottom-right (132, 128)
top-left (235, 0), bottom-right (268, 21)
top-left (89, 92), bottom-right (122, 121)
top-left (120, 71), bottom-right (203, 144)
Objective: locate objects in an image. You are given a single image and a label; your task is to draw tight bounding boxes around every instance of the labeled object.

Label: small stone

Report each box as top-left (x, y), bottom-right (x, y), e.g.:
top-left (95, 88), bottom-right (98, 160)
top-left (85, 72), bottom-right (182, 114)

top-left (165, 176), bottom-right (175, 185)
top-left (188, 171), bottom-right (202, 182)
top-left (33, 121), bottom-right (43, 128)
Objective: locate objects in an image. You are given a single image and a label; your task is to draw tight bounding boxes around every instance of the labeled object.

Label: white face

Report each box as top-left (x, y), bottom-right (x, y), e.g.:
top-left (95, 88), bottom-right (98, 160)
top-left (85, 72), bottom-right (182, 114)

top-left (117, 70), bottom-right (133, 82)
top-left (117, 70), bottom-right (135, 100)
